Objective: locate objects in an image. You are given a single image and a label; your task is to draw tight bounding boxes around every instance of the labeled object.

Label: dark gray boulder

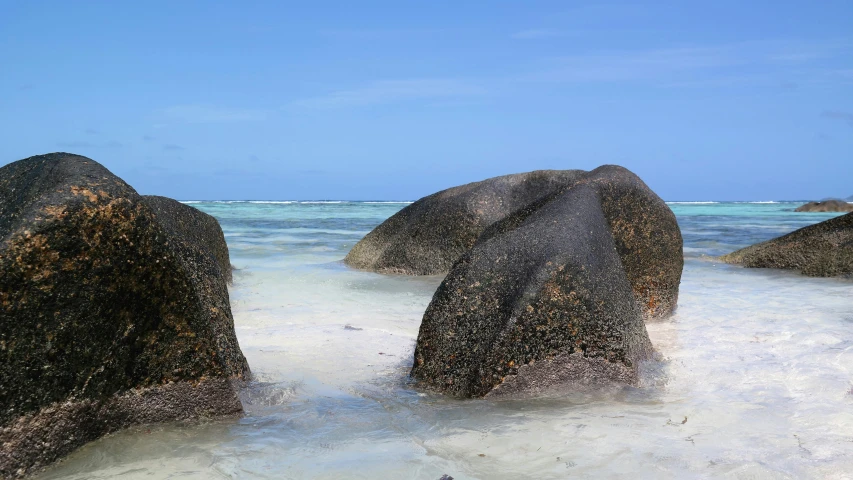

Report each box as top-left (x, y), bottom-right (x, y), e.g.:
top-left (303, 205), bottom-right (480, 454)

top-left (0, 153), bottom-right (249, 478)
top-left (344, 170), bottom-right (586, 275)
top-left (141, 195), bottom-right (233, 283)
top-left (794, 199), bottom-right (853, 213)
top-left (410, 166), bottom-right (682, 398)
top-left (720, 212), bottom-right (853, 277)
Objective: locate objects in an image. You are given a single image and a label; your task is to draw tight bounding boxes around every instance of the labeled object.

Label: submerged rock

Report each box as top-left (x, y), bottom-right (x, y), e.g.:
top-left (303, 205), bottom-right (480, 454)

top-left (344, 170), bottom-right (586, 275)
top-left (720, 212), bottom-right (853, 277)
top-left (410, 166), bottom-right (682, 398)
top-left (794, 199), bottom-right (853, 213)
top-left (0, 153), bottom-right (249, 478)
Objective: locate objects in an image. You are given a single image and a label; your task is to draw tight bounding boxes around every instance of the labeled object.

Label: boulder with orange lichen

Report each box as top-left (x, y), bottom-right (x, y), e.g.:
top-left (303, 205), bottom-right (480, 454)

top-left (0, 153), bottom-right (248, 478)
top-left (410, 166), bottom-right (682, 398)
top-left (721, 211), bottom-right (853, 277)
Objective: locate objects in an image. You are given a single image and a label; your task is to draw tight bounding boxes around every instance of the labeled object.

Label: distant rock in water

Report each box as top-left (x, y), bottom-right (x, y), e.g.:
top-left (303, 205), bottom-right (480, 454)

top-left (720, 212), bottom-right (853, 277)
top-left (794, 199), bottom-right (853, 213)
top-left (345, 170), bottom-right (586, 275)
top-left (410, 166), bottom-right (683, 398)
top-left (0, 153), bottom-right (249, 478)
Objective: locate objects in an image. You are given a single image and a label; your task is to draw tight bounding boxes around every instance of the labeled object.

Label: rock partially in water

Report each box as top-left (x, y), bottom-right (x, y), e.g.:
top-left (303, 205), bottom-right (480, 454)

top-left (344, 170), bottom-right (586, 275)
top-left (794, 199), bottom-right (853, 213)
top-left (0, 153), bottom-right (249, 478)
top-left (720, 211), bottom-right (853, 277)
top-left (410, 166), bottom-right (682, 398)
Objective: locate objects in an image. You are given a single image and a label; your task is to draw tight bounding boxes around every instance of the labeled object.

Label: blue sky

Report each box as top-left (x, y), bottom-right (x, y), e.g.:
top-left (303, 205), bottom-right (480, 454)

top-left (1, 1), bottom-right (851, 200)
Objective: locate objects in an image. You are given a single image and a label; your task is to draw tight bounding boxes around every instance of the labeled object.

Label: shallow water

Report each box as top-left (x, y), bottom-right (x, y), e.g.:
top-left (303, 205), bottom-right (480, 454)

top-left (36, 201), bottom-right (853, 479)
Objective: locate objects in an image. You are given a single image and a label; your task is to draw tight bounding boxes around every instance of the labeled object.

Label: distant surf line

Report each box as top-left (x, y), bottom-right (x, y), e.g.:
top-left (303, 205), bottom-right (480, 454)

top-left (181, 200), bottom-right (808, 206)
top-left (665, 201), bottom-right (790, 204)
top-left (179, 200), bottom-right (414, 204)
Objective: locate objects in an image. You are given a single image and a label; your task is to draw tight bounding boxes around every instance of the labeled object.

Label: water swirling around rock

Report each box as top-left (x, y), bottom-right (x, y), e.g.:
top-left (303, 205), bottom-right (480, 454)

top-left (20, 199), bottom-right (853, 479)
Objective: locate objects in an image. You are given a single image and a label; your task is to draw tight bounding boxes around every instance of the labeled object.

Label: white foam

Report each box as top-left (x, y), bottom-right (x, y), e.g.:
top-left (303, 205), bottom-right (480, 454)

top-left (43, 259), bottom-right (853, 479)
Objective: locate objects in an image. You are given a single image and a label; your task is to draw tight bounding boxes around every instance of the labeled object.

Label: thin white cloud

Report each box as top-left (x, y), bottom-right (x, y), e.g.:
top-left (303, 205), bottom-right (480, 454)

top-left (512, 29), bottom-right (564, 40)
top-left (768, 52), bottom-right (829, 63)
top-left (318, 28), bottom-right (446, 40)
top-left (56, 140), bottom-right (123, 149)
top-left (163, 105), bottom-right (269, 123)
top-left (518, 39), bottom-right (853, 87)
top-left (822, 111), bottom-right (853, 128)
top-left (290, 38), bottom-right (850, 111)
top-left (292, 79), bottom-right (488, 109)
top-left (56, 141), bottom-right (95, 148)
top-left (522, 46), bottom-right (740, 83)
top-left (833, 68), bottom-right (853, 81)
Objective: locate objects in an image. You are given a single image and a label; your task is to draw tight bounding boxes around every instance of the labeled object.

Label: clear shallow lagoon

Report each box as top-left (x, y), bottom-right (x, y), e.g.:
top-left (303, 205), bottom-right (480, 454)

top-left (37, 201), bottom-right (853, 480)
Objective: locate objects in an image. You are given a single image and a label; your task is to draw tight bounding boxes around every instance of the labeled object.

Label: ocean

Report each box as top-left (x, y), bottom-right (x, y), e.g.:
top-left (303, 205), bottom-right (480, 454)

top-left (36, 201), bottom-right (853, 479)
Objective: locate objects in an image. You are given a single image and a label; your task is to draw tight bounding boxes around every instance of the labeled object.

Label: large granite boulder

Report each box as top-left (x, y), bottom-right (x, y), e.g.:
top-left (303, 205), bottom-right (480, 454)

top-left (794, 199), bottom-right (853, 213)
top-left (410, 166), bottom-right (682, 398)
top-left (0, 153), bottom-right (249, 478)
top-left (720, 212), bottom-right (853, 277)
top-left (345, 170), bottom-right (586, 275)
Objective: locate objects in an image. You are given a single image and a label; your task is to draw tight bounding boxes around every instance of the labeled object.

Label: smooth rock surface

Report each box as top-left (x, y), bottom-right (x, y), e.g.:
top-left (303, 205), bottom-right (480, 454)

top-left (794, 199), bottom-right (853, 213)
top-left (720, 211), bottom-right (853, 277)
top-left (0, 153), bottom-right (249, 478)
top-left (410, 166), bottom-right (682, 398)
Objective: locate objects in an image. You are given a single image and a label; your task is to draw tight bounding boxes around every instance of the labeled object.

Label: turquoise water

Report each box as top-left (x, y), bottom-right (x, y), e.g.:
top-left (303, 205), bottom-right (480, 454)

top-left (37, 201), bottom-right (853, 480)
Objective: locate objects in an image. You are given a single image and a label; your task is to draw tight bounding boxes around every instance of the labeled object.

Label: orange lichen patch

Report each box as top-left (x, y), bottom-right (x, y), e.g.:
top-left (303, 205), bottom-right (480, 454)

top-left (540, 281), bottom-right (563, 300)
top-left (70, 186), bottom-right (99, 203)
top-left (647, 294), bottom-right (658, 311)
top-left (42, 205), bottom-right (68, 219)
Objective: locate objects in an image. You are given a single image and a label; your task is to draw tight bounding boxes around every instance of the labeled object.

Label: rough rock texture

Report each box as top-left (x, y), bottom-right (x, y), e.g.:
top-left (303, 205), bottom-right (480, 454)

top-left (410, 166), bottom-right (682, 398)
top-left (720, 212), bottom-right (853, 277)
top-left (344, 170), bottom-right (586, 275)
top-left (794, 199), bottom-right (853, 213)
top-left (0, 153), bottom-right (249, 478)
top-left (141, 195), bottom-right (233, 283)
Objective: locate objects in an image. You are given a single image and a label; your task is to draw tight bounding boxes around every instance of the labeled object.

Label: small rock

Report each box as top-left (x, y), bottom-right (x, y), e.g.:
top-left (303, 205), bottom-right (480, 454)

top-left (794, 199), bottom-right (853, 213)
